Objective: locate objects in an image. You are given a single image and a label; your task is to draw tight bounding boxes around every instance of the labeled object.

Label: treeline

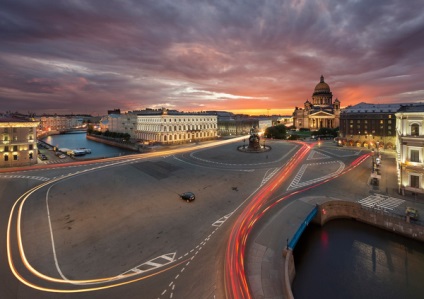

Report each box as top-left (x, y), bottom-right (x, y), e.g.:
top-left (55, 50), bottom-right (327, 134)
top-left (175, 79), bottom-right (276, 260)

top-left (264, 125), bottom-right (339, 140)
top-left (87, 128), bottom-right (131, 141)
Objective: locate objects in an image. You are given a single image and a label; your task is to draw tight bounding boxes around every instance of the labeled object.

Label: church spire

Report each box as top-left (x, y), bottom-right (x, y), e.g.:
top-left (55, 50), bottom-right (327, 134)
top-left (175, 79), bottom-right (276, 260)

top-left (320, 75), bottom-right (324, 83)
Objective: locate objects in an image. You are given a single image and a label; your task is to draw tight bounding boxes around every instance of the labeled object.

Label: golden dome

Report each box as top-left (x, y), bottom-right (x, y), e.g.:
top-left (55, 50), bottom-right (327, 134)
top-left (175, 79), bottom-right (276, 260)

top-left (314, 75), bottom-right (330, 93)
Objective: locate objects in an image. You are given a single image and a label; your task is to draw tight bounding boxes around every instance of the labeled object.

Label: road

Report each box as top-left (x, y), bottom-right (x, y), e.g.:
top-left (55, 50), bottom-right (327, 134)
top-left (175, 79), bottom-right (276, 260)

top-left (2, 137), bottom-right (395, 299)
top-left (2, 137), bottom-right (306, 299)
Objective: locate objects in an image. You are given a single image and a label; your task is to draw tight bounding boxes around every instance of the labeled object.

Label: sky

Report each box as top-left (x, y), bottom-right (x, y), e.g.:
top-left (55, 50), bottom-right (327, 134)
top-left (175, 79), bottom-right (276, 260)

top-left (1, 0), bottom-right (424, 116)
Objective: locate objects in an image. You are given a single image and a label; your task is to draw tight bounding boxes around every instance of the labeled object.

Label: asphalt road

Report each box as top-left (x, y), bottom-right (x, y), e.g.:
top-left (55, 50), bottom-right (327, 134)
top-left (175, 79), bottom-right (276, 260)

top-left (2, 138), bottom-right (305, 299)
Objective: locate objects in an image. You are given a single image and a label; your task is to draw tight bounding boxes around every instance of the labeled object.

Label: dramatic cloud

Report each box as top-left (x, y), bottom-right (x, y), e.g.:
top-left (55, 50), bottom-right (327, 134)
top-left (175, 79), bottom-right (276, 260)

top-left (1, 0), bottom-right (423, 115)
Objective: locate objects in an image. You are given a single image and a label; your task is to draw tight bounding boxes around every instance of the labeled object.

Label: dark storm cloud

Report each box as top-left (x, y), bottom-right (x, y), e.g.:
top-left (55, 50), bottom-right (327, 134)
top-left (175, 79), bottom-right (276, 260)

top-left (0, 0), bottom-right (423, 115)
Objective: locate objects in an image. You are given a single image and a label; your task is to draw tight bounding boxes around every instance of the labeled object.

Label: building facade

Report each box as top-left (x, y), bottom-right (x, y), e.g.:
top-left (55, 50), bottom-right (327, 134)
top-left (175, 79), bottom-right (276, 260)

top-left (135, 109), bottom-right (218, 144)
top-left (339, 102), bottom-right (399, 148)
top-left (293, 75), bottom-right (341, 130)
top-left (0, 116), bottom-right (39, 167)
top-left (396, 105), bottom-right (424, 195)
top-left (38, 115), bottom-right (84, 132)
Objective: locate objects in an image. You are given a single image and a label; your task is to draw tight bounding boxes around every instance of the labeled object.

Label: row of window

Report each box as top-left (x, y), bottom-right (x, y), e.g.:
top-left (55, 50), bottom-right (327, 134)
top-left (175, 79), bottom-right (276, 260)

top-left (138, 117), bottom-right (216, 123)
top-left (163, 131), bottom-right (214, 141)
top-left (2, 135), bottom-right (34, 142)
top-left (2, 127), bottom-right (34, 133)
top-left (349, 120), bottom-right (392, 124)
top-left (1, 144), bottom-right (34, 152)
top-left (138, 124), bottom-right (217, 132)
top-left (2, 152), bottom-right (34, 161)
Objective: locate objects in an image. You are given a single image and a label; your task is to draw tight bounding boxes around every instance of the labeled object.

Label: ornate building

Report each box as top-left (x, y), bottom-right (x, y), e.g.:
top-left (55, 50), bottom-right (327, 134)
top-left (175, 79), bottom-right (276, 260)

top-left (135, 108), bottom-right (218, 144)
top-left (0, 116), bottom-right (39, 167)
top-left (396, 104), bottom-right (424, 195)
top-left (293, 75), bottom-right (341, 130)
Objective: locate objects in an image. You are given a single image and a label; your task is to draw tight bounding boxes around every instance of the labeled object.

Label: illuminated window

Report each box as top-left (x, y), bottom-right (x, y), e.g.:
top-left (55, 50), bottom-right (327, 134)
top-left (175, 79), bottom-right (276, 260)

top-left (411, 124), bottom-right (419, 136)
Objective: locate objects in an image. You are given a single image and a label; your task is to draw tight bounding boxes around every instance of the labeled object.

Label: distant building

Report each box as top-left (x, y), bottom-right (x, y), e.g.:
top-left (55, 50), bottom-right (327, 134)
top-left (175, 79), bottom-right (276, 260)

top-left (339, 102), bottom-right (424, 149)
top-left (293, 75), bottom-right (341, 130)
top-left (105, 113), bottom-right (137, 138)
top-left (135, 108), bottom-right (218, 144)
top-left (37, 115), bottom-right (84, 132)
top-left (209, 112), bottom-right (259, 136)
top-left (396, 105), bottom-right (424, 195)
top-left (339, 102), bottom-right (399, 148)
top-left (0, 116), bottom-right (39, 167)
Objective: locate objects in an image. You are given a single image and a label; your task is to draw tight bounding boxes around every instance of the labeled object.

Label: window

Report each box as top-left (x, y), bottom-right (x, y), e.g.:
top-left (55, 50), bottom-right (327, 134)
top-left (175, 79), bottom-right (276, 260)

top-left (29, 144), bottom-right (33, 150)
top-left (411, 124), bottom-right (419, 136)
top-left (4, 146), bottom-right (8, 152)
top-left (4, 155), bottom-right (8, 161)
top-left (13, 145), bottom-right (18, 151)
top-left (13, 154), bottom-right (18, 160)
top-left (411, 150), bottom-right (420, 162)
top-left (410, 175), bottom-right (420, 188)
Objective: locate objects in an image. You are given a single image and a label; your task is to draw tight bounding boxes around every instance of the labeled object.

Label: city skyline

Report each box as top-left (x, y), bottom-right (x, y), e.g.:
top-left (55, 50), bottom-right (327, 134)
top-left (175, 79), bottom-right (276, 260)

top-left (1, 0), bottom-right (423, 116)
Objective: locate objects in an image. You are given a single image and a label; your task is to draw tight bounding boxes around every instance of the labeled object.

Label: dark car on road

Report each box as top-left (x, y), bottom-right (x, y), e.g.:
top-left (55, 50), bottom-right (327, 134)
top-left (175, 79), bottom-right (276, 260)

top-left (180, 192), bottom-right (195, 202)
top-left (39, 154), bottom-right (48, 160)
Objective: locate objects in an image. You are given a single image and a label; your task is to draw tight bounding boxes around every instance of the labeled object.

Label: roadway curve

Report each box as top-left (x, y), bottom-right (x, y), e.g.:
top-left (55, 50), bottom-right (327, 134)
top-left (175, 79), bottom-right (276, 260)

top-left (224, 142), bottom-right (371, 299)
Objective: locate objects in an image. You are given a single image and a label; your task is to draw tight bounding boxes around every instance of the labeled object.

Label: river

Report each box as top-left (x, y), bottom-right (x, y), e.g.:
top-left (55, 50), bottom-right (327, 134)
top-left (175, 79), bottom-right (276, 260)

top-left (43, 133), bottom-right (135, 159)
top-left (292, 219), bottom-right (424, 299)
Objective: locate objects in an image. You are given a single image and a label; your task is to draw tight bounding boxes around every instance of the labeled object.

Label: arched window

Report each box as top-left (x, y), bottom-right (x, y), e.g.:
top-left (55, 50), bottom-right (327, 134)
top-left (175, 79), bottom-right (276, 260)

top-left (411, 123), bottom-right (419, 136)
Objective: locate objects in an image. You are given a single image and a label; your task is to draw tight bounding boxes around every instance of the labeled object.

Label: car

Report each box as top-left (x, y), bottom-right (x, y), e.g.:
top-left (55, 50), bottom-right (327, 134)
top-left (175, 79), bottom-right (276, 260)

top-left (58, 154), bottom-right (67, 159)
top-left (180, 192), bottom-right (195, 202)
top-left (39, 154), bottom-right (48, 160)
top-left (406, 207), bottom-right (419, 221)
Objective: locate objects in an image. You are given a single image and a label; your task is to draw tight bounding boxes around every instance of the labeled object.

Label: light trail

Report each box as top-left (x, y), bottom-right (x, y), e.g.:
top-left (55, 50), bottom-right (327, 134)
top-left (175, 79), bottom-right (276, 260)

top-left (225, 143), bottom-right (371, 298)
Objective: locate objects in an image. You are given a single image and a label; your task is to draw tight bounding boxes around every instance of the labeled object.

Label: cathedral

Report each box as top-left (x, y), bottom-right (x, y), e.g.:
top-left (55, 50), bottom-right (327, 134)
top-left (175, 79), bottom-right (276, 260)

top-left (292, 75), bottom-right (341, 130)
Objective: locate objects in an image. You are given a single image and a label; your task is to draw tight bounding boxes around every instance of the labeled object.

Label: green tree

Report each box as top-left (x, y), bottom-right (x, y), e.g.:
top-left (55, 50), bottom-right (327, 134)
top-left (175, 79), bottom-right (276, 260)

top-left (265, 124), bottom-right (287, 139)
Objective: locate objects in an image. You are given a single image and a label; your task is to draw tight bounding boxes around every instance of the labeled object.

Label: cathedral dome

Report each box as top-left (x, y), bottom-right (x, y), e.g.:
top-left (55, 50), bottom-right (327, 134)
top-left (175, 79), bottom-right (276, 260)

top-left (314, 75), bottom-right (330, 93)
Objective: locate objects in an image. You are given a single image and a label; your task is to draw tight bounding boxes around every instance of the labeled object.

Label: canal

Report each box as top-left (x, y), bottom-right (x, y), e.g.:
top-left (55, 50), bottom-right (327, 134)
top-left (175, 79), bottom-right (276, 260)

top-left (292, 219), bottom-right (424, 299)
top-left (43, 133), bottom-right (135, 159)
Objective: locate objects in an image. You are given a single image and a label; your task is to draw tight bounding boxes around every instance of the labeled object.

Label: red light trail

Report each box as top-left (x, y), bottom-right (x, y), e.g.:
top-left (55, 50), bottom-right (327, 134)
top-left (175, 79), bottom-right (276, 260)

top-left (224, 143), bottom-right (371, 298)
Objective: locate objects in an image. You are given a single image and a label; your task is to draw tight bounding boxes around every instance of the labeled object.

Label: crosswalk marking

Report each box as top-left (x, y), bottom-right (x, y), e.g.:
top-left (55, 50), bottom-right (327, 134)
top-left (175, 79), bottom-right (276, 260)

top-left (0, 175), bottom-right (50, 181)
top-left (307, 150), bottom-right (331, 160)
top-left (121, 252), bottom-right (176, 276)
top-left (288, 161), bottom-right (345, 190)
top-left (212, 212), bottom-right (234, 227)
top-left (261, 168), bottom-right (279, 186)
top-left (358, 194), bottom-right (405, 211)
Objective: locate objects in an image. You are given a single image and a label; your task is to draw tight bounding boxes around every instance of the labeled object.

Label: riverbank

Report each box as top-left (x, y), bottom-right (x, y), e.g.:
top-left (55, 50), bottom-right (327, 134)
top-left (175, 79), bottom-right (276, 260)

top-left (85, 134), bottom-right (141, 152)
top-left (282, 198), bottom-right (424, 298)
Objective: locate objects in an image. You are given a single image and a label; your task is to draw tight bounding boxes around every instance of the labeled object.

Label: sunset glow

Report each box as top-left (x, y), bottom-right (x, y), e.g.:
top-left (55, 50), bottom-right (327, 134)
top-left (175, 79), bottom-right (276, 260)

top-left (1, 1), bottom-right (423, 115)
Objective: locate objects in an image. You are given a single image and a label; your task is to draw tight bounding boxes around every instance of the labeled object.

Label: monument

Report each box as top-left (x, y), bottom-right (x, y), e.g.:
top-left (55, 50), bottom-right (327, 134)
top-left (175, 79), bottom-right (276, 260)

top-left (238, 126), bottom-right (271, 153)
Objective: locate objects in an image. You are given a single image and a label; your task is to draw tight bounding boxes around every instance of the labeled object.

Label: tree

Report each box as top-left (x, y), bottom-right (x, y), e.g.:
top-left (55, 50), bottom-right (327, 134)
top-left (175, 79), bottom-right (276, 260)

top-left (265, 124), bottom-right (287, 139)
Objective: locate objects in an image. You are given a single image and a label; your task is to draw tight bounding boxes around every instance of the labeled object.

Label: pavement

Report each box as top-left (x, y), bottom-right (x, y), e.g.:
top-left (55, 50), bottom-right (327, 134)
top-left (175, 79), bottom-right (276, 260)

top-left (245, 148), bottom-right (424, 299)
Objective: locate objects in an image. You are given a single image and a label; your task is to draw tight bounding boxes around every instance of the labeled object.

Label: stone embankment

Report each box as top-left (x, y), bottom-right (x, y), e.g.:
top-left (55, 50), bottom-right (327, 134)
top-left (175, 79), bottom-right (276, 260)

top-left (283, 200), bottom-right (424, 298)
top-left (86, 135), bottom-right (141, 152)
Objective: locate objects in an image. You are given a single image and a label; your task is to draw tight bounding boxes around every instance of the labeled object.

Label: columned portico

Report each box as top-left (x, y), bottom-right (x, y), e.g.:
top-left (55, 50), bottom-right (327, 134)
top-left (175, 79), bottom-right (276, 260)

top-left (293, 76), bottom-right (341, 130)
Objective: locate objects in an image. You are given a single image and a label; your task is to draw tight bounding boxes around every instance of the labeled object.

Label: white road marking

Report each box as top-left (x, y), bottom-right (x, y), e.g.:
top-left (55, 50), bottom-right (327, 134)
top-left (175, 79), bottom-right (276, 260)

top-left (358, 194), bottom-right (405, 211)
top-left (288, 161), bottom-right (345, 190)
